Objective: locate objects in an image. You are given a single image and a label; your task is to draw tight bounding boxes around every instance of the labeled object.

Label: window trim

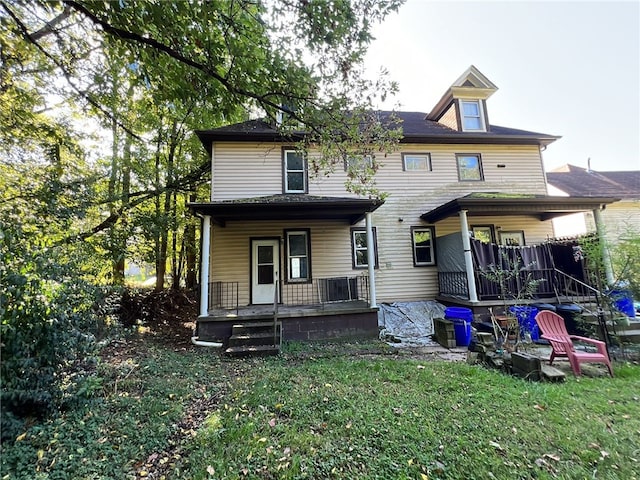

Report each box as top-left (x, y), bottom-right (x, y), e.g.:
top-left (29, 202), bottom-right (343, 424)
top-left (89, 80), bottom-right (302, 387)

top-left (282, 148), bottom-right (308, 193)
top-left (284, 228), bottom-right (312, 283)
top-left (499, 230), bottom-right (526, 247)
top-left (471, 225), bottom-right (495, 244)
top-left (350, 227), bottom-right (379, 269)
top-left (411, 226), bottom-right (436, 267)
top-left (456, 153), bottom-right (484, 181)
top-left (460, 99), bottom-right (486, 132)
top-left (402, 153), bottom-right (432, 172)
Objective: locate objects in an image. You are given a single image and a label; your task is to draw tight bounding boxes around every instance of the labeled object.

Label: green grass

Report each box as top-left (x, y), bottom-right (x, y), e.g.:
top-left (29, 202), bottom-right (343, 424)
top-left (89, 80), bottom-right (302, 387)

top-left (2, 340), bottom-right (640, 479)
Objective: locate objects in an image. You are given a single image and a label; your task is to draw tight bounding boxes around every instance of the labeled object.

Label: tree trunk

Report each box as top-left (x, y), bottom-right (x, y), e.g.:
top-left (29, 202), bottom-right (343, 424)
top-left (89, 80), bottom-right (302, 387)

top-left (185, 193), bottom-right (197, 290)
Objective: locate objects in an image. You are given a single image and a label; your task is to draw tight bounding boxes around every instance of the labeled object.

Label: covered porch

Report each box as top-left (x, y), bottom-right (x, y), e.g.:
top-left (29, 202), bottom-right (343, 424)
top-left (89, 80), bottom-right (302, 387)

top-left (422, 193), bottom-right (619, 309)
top-left (188, 195), bottom-right (384, 345)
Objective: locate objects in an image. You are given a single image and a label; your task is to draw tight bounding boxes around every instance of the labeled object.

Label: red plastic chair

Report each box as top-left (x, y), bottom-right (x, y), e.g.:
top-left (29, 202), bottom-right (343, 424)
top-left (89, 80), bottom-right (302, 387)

top-left (535, 310), bottom-right (613, 377)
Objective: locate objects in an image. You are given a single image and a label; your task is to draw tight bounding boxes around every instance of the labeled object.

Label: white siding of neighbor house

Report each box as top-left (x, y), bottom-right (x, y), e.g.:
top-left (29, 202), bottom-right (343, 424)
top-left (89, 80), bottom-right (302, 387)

top-left (207, 141), bottom-right (554, 303)
top-left (584, 200), bottom-right (640, 244)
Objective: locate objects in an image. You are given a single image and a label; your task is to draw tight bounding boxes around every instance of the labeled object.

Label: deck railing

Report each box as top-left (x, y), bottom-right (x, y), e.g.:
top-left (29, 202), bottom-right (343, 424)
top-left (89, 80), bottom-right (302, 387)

top-left (438, 271), bottom-right (469, 298)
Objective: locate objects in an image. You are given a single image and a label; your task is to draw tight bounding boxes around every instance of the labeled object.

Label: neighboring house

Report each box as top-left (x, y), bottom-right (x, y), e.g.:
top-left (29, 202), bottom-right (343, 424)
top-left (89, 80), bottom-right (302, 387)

top-left (189, 66), bottom-right (617, 344)
top-left (546, 164), bottom-right (640, 243)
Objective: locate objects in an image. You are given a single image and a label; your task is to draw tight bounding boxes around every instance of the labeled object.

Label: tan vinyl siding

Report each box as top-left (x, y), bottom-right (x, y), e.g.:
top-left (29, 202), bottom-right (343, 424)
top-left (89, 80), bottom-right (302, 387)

top-left (438, 103), bottom-right (459, 130)
top-left (351, 213), bottom-right (554, 302)
top-left (211, 220), bottom-right (362, 306)
top-left (208, 141), bottom-right (553, 303)
top-left (212, 142), bottom-right (548, 200)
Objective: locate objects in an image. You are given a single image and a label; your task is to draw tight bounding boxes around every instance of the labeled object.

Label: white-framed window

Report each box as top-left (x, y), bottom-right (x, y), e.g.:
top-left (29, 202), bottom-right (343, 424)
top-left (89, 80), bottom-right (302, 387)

top-left (345, 154), bottom-right (373, 172)
top-left (411, 226), bottom-right (436, 266)
top-left (460, 100), bottom-right (485, 131)
top-left (351, 227), bottom-right (378, 269)
top-left (283, 149), bottom-right (306, 193)
top-left (285, 229), bottom-right (310, 282)
top-left (456, 154), bottom-right (484, 181)
top-left (402, 153), bottom-right (431, 171)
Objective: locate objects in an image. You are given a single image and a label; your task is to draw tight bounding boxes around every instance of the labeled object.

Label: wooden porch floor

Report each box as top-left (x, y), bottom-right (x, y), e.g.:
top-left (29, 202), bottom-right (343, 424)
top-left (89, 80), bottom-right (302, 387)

top-left (203, 300), bottom-right (373, 322)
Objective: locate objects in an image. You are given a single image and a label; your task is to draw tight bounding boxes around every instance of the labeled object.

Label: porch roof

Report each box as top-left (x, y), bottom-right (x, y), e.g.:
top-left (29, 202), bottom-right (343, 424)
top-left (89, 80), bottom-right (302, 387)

top-left (421, 192), bottom-right (620, 223)
top-left (189, 194), bottom-right (384, 227)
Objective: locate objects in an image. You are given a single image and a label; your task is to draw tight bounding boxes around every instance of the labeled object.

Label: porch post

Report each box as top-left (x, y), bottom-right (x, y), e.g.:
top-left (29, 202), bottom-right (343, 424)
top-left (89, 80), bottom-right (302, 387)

top-left (593, 207), bottom-right (615, 286)
top-left (199, 215), bottom-right (211, 317)
top-left (459, 210), bottom-right (479, 302)
top-left (366, 212), bottom-right (377, 308)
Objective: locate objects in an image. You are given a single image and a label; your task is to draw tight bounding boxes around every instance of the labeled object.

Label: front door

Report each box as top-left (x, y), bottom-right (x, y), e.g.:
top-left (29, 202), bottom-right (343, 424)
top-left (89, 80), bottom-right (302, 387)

top-left (251, 239), bottom-right (280, 304)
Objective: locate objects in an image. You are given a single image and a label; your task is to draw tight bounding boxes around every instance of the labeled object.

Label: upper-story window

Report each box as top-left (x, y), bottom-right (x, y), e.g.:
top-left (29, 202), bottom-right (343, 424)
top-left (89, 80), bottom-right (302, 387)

top-left (345, 155), bottom-right (373, 172)
top-left (460, 100), bottom-right (485, 131)
top-left (283, 149), bottom-right (307, 193)
top-left (456, 154), bottom-right (484, 181)
top-left (402, 153), bottom-right (431, 171)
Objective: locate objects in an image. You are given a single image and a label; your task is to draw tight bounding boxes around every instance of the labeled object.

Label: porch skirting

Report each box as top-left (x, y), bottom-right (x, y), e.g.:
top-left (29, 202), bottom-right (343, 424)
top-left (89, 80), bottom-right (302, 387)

top-left (196, 303), bottom-right (379, 344)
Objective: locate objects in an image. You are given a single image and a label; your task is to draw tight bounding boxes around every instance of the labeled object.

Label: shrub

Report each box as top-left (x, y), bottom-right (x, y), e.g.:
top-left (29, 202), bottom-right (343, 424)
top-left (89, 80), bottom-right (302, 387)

top-left (0, 221), bottom-right (110, 441)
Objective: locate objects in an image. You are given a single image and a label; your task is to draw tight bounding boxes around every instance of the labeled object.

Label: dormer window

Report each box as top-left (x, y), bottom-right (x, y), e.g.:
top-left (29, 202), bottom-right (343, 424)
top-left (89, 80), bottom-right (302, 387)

top-left (461, 100), bottom-right (485, 131)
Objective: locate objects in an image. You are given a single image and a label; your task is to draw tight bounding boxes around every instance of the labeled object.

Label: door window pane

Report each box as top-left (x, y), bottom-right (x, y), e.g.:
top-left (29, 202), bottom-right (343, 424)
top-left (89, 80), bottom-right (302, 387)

top-left (257, 265), bottom-right (274, 284)
top-left (257, 245), bottom-right (273, 264)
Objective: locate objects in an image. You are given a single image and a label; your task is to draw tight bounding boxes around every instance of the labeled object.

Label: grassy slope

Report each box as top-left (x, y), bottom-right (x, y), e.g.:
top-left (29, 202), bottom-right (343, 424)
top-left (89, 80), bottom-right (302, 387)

top-left (2, 340), bottom-right (639, 480)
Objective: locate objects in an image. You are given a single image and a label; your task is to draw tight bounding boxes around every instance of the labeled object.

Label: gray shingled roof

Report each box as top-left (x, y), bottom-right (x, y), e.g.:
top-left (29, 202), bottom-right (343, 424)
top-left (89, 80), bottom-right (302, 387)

top-left (547, 164), bottom-right (640, 199)
top-left (195, 111), bottom-right (559, 153)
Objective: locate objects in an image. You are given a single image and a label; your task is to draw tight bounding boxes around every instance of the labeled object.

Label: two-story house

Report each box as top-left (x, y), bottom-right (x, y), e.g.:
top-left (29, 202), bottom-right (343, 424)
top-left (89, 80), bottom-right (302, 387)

top-left (189, 66), bottom-right (617, 348)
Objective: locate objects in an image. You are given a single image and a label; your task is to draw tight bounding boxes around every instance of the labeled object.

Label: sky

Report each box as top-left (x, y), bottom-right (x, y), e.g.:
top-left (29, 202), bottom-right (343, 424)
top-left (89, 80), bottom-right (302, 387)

top-left (364, 0), bottom-right (640, 173)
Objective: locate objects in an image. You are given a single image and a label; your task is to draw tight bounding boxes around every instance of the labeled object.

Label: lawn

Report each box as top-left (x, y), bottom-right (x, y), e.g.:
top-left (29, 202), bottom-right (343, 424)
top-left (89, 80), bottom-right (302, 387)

top-left (2, 338), bottom-right (639, 480)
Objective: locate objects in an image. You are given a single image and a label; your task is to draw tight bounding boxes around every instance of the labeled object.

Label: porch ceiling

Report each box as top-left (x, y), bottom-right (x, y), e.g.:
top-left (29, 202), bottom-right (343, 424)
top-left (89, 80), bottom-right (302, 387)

top-left (421, 193), bottom-right (620, 223)
top-left (189, 194), bottom-right (384, 226)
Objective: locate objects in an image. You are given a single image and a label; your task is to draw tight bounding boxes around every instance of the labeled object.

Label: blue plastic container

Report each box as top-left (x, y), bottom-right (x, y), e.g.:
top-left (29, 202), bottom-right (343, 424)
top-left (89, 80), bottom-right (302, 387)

top-left (608, 289), bottom-right (635, 318)
top-left (445, 307), bottom-right (473, 347)
top-left (509, 306), bottom-right (539, 341)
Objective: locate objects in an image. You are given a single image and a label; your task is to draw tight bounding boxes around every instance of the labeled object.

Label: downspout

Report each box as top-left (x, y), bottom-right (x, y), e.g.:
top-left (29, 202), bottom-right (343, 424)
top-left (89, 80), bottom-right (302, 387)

top-left (593, 206), bottom-right (615, 286)
top-left (366, 212), bottom-right (377, 308)
top-left (193, 214), bottom-right (222, 348)
top-left (459, 210), bottom-right (479, 302)
top-left (199, 214), bottom-right (211, 317)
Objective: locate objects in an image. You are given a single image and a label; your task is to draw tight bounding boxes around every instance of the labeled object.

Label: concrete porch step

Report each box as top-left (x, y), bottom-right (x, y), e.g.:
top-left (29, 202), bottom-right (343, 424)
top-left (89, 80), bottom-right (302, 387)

top-left (232, 321), bottom-right (281, 335)
top-left (225, 344), bottom-right (280, 357)
top-left (225, 321), bottom-right (282, 356)
top-left (228, 331), bottom-right (279, 347)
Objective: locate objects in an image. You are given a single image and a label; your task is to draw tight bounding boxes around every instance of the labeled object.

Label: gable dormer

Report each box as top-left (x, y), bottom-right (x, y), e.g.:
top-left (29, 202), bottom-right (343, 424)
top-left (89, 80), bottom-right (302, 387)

top-left (426, 65), bottom-right (498, 133)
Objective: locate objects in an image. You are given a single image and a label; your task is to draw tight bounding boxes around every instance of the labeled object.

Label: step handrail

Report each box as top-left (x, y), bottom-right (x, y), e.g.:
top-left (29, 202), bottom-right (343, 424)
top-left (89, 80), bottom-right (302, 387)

top-left (553, 268), bottom-right (618, 348)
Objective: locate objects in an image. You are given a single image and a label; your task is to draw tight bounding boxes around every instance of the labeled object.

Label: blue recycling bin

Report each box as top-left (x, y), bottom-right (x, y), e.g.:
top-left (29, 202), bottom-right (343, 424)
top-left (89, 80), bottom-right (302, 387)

top-left (608, 289), bottom-right (635, 318)
top-left (509, 306), bottom-right (539, 341)
top-left (444, 307), bottom-right (473, 347)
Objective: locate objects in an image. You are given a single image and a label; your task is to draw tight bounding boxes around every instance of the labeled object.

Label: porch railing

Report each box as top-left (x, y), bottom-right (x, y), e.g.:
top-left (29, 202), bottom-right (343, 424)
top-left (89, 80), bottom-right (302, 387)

top-left (207, 275), bottom-right (369, 312)
top-left (281, 275), bottom-right (369, 306)
top-left (209, 281), bottom-right (239, 315)
top-left (438, 271), bottom-right (469, 298)
top-left (439, 268), bottom-right (558, 301)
